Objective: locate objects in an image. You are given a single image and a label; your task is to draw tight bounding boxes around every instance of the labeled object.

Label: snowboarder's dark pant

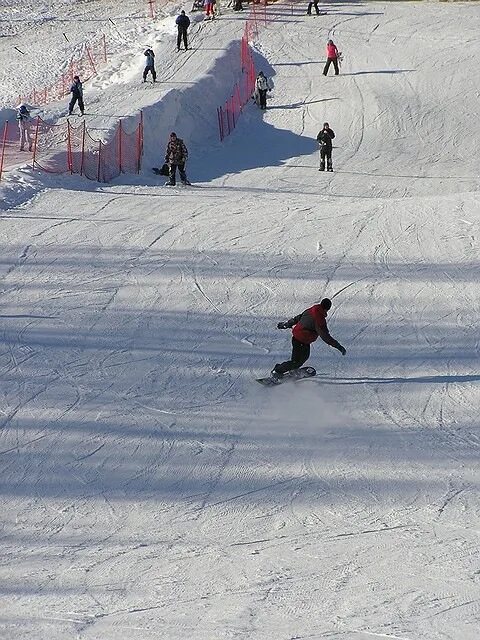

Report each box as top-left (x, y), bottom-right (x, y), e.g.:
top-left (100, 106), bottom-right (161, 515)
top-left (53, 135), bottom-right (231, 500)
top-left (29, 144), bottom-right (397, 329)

top-left (307, 1), bottom-right (320, 15)
top-left (323, 57), bottom-right (339, 75)
top-left (320, 146), bottom-right (332, 170)
top-left (168, 162), bottom-right (187, 185)
top-left (258, 89), bottom-right (267, 109)
top-left (143, 65), bottom-right (157, 82)
top-left (274, 338), bottom-right (310, 375)
top-left (177, 27), bottom-right (188, 50)
top-left (69, 95), bottom-right (84, 115)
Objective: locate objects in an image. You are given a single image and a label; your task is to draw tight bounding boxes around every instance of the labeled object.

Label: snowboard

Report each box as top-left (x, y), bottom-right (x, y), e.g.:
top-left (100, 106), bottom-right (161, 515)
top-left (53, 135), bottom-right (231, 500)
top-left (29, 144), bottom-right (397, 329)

top-left (152, 164), bottom-right (170, 176)
top-left (256, 366), bottom-right (316, 386)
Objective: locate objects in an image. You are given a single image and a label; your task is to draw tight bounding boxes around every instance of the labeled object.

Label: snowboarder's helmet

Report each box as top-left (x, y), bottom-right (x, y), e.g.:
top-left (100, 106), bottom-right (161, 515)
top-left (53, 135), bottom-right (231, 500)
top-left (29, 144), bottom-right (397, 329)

top-left (170, 132), bottom-right (177, 138)
top-left (19, 104), bottom-right (27, 112)
top-left (181, 10), bottom-right (185, 13)
top-left (320, 298), bottom-right (332, 310)
top-left (323, 122), bottom-right (329, 128)
top-left (328, 39), bottom-right (334, 44)
top-left (74, 75), bottom-right (80, 81)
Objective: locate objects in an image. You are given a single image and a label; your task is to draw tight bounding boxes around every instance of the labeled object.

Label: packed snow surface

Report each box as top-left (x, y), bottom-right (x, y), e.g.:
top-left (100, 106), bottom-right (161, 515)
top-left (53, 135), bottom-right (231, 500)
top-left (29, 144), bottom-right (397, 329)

top-left (1, 1), bottom-right (480, 639)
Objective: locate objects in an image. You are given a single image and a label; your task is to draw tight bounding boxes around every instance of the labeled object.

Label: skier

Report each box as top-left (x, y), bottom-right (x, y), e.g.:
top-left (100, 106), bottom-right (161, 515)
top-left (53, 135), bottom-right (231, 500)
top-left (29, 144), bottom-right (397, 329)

top-left (323, 39), bottom-right (340, 76)
top-left (232, 0), bottom-right (243, 10)
top-left (306, 0), bottom-right (320, 15)
top-left (143, 48), bottom-right (157, 82)
top-left (164, 132), bottom-right (190, 186)
top-left (270, 298), bottom-right (346, 380)
top-left (176, 10), bottom-right (191, 51)
top-left (16, 104), bottom-right (33, 152)
top-left (316, 122), bottom-right (335, 171)
top-left (255, 71), bottom-right (271, 110)
top-left (68, 76), bottom-right (84, 116)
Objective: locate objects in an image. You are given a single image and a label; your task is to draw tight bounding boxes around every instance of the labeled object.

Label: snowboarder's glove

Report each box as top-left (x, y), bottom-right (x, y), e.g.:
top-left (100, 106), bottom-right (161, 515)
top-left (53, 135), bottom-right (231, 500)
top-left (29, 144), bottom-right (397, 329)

top-left (277, 321), bottom-right (288, 330)
top-left (338, 345), bottom-right (346, 356)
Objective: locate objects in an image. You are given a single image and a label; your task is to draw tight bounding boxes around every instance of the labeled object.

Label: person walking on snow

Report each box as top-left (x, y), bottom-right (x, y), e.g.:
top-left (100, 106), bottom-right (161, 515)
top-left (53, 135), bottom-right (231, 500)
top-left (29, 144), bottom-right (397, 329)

top-left (271, 298), bottom-right (346, 380)
top-left (317, 122), bottom-right (335, 171)
top-left (255, 71), bottom-right (271, 110)
top-left (143, 48), bottom-right (157, 82)
top-left (164, 132), bottom-right (190, 186)
top-left (68, 76), bottom-right (84, 116)
top-left (16, 104), bottom-right (33, 151)
top-left (323, 39), bottom-right (340, 75)
top-left (176, 10), bottom-right (191, 50)
top-left (306, 0), bottom-right (320, 15)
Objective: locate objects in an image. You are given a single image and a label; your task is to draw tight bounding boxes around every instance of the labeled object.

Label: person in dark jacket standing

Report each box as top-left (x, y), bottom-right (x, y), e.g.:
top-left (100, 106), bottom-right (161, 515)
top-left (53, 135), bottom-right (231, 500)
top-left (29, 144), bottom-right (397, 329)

top-left (164, 132), bottom-right (190, 186)
top-left (271, 298), bottom-right (346, 379)
top-left (68, 76), bottom-right (84, 116)
top-left (143, 48), bottom-right (156, 82)
top-left (176, 10), bottom-right (191, 51)
top-left (316, 122), bottom-right (335, 171)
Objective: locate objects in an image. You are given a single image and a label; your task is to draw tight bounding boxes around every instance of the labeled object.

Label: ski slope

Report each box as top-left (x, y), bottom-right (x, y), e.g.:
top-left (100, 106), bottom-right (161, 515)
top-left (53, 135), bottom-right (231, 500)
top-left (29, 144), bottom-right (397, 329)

top-left (1, 2), bottom-right (480, 639)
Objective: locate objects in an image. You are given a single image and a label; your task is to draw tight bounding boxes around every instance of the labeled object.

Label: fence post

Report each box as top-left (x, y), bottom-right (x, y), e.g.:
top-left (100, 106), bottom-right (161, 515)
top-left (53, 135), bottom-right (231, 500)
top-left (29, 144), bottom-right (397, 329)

top-left (32, 116), bottom-right (41, 169)
top-left (0, 122), bottom-right (8, 182)
top-left (97, 139), bottom-right (102, 182)
top-left (80, 121), bottom-right (86, 176)
top-left (136, 111), bottom-right (144, 173)
top-left (118, 120), bottom-right (123, 174)
top-left (67, 120), bottom-right (73, 173)
top-left (86, 45), bottom-right (97, 76)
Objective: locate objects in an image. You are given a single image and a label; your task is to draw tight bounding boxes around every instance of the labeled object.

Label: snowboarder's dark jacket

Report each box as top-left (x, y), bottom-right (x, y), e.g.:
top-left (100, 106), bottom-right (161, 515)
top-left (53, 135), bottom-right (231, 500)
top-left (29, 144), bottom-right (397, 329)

top-left (284, 304), bottom-right (342, 347)
top-left (165, 137), bottom-right (188, 164)
top-left (316, 127), bottom-right (335, 150)
top-left (176, 14), bottom-right (190, 29)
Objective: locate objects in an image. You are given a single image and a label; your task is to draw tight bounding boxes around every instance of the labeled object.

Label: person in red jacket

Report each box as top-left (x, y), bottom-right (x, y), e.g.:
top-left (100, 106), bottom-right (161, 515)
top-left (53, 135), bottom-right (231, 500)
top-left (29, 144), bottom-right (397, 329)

top-left (323, 39), bottom-right (340, 76)
top-left (271, 298), bottom-right (346, 379)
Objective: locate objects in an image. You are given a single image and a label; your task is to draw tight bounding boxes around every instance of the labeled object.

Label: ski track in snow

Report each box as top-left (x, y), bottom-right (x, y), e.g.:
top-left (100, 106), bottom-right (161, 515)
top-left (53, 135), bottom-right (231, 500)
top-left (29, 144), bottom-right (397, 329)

top-left (0, 2), bottom-right (480, 639)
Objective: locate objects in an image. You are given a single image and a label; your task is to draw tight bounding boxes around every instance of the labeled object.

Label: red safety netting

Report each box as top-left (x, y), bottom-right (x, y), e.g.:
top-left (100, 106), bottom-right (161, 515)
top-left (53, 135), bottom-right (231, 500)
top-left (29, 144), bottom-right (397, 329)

top-left (216, 2), bottom-right (269, 142)
top-left (0, 113), bottom-right (143, 183)
top-left (18, 35), bottom-right (108, 108)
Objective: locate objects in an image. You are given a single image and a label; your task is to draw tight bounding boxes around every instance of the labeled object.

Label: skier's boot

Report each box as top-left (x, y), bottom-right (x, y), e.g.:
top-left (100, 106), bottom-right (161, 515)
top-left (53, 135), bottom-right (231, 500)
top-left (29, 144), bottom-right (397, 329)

top-left (327, 161), bottom-right (333, 172)
top-left (319, 161), bottom-right (325, 171)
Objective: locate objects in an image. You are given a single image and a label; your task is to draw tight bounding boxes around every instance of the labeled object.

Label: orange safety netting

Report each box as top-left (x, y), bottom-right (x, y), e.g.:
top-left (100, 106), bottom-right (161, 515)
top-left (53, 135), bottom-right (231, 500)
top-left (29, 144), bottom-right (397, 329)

top-left (217, 2), bottom-right (268, 142)
top-left (0, 114), bottom-right (143, 183)
top-left (18, 35), bottom-right (108, 108)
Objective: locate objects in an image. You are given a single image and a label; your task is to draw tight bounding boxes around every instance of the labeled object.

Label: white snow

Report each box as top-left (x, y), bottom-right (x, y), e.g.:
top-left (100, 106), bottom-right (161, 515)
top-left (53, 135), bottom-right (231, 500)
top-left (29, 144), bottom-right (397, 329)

top-left (1, 1), bottom-right (480, 639)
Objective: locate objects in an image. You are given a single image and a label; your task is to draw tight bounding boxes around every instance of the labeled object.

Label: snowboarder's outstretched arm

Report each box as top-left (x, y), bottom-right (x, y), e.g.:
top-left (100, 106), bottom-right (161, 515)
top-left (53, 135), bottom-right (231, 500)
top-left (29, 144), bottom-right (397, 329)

top-left (277, 314), bottom-right (302, 330)
top-left (317, 325), bottom-right (346, 354)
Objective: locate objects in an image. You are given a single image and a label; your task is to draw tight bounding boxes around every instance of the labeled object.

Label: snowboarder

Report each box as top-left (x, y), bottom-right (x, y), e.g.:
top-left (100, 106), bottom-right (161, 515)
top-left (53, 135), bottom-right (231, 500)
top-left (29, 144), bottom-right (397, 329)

top-left (306, 0), bottom-right (320, 15)
top-left (16, 104), bottom-right (33, 151)
top-left (176, 10), bottom-right (191, 51)
top-left (164, 132), bottom-right (190, 186)
top-left (255, 71), bottom-right (271, 110)
top-left (68, 76), bottom-right (84, 116)
top-left (270, 298), bottom-right (346, 380)
top-left (317, 122), bottom-right (335, 171)
top-left (323, 39), bottom-right (340, 76)
top-left (143, 48), bottom-right (157, 82)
